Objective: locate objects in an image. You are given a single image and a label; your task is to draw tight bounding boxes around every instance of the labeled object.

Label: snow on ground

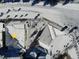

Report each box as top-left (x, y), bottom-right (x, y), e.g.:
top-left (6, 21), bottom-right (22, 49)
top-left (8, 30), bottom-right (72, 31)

top-left (0, 3), bottom-right (79, 27)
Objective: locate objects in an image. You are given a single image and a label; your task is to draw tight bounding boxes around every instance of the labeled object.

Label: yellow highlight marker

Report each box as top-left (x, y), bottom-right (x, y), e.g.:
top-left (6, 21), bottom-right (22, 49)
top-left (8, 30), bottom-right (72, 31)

top-left (11, 33), bottom-right (17, 39)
